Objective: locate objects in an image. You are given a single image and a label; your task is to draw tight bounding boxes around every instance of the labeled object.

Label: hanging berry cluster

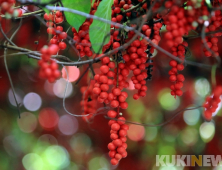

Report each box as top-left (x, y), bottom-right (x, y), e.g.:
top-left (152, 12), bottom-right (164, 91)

top-left (38, 45), bottom-right (61, 83)
top-left (169, 42), bottom-right (187, 97)
top-left (44, 11), bottom-right (67, 50)
top-left (107, 110), bottom-right (128, 165)
top-left (203, 86), bottom-right (222, 121)
top-left (123, 39), bottom-right (148, 100)
top-left (72, 22), bottom-right (93, 57)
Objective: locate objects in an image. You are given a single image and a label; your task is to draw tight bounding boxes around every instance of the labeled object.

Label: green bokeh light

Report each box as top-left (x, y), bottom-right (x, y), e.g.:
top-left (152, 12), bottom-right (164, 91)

top-left (127, 98), bottom-right (145, 121)
top-left (88, 156), bottom-right (109, 170)
top-left (199, 122), bottom-right (215, 143)
top-left (22, 153), bottom-right (43, 170)
top-left (158, 89), bottom-right (180, 111)
top-left (43, 145), bottom-right (69, 169)
top-left (158, 146), bottom-right (176, 156)
top-left (183, 107), bottom-right (200, 126)
top-left (181, 127), bottom-right (198, 146)
top-left (70, 133), bottom-right (91, 154)
top-left (145, 127), bottom-right (158, 141)
top-left (194, 78), bottom-right (210, 97)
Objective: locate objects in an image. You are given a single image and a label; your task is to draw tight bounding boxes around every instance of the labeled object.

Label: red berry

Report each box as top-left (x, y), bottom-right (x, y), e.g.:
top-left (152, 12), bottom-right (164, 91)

top-left (115, 153), bottom-right (122, 160)
top-left (117, 147), bottom-right (126, 154)
top-left (113, 88), bottom-right (121, 96)
top-left (107, 110), bottom-right (117, 118)
top-left (113, 42), bottom-right (120, 49)
top-left (109, 151), bottom-right (116, 158)
top-left (110, 133), bottom-right (118, 140)
top-left (120, 102), bottom-right (128, 109)
top-left (117, 117), bottom-right (125, 125)
top-left (108, 143), bottom-right (116, 150)
top-left (100, 65), bottom-right (109, 74)
top-left (110, 158), bottom-right (118, 165)
top-left (177, 74), bottom-right (185, 82)
top-left (169, 75), bottom-right (177, 82)
top-left (113, 139), bottom-right (123, 147)
top-left (111, 123), bottom-right (120, 131)
top-left (59, 32), bottom-right (67, 39)
top-left (93, 87), bottom-right (101, 95)
top-left (119, 129), bottom-right (127, 137)
top-left (111, 100), bottom-right (119, 108)
top-left (59, 42), bottom-right (67, 50)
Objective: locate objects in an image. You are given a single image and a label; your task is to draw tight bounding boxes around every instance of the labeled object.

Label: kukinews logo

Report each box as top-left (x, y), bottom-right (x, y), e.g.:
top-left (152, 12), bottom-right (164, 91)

top-left (156, 155), bottom-right (222, 167)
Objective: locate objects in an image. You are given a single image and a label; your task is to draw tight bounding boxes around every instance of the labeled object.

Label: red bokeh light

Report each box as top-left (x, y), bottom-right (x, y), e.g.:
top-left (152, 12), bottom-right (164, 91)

top-left (38, 108), bottom-right (59, 131)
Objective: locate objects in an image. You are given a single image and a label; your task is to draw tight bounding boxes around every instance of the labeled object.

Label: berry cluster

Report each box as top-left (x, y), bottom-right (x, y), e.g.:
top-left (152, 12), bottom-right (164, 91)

top-left (164, 5), bottom-right (190, 48)
top-left (107, 110), bottom-right (128, 165)
top-left (72, 22), bottom-right (93, 57)
top-left (38, 45), bottom-right (61, 83)
top-left (203, 37), bottom-right (219, 57)
top-left (112, 0), bottom-right (132, 22)
top-left (80, 80), bottom-right (97, 122)
top-left (44, 11), bottom-right (67, 50)
top-left (93, 56), bottom-right (129, 109)
top-left (169, 42), bottom-right (187, 97)
top-left (141, 22), bottom-right (162, 52)
top-left (44, 10), bottom-right (64, 24)
top-left (0, 0), bottom-right (22, 19)
top-left (123, 39), bottom-right (148, 100)
top-left (203, 86), bottom-right (222, 120)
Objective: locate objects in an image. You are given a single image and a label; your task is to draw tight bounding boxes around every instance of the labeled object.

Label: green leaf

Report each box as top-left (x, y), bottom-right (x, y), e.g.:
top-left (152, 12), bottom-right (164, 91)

top-left (89, 0), bottom-right (113, 54)
top-left (62, 0), bottom-right (91, 31)
top-left (91, 0), bottom-right (96, 6)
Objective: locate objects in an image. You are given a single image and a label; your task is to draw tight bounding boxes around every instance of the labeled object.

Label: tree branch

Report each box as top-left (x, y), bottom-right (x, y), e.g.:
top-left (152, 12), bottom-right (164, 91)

top-left (1, 10), bottom-right (44, 19)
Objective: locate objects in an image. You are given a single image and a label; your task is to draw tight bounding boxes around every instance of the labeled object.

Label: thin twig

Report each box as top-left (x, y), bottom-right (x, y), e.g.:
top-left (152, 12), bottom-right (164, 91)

top-left (4, 47), bottom-right (21, 118)
top-left (10, 19), bottom-right (22, 41)
top-left (1, 10), bottom-right (44, 19)
top-left (105, 106), bottom-right (203, 127)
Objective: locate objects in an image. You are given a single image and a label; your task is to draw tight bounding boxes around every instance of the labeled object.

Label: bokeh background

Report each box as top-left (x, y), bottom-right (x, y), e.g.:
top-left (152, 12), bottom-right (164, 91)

top-left (1, 6), bottom-right (222, 170)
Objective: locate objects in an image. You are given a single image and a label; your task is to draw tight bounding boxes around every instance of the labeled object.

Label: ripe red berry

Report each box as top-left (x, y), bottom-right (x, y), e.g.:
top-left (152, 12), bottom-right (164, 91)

top-left (99, 75), bottom-right (108, 83)
top-left (107, 110), bottom-right (117, 118)
top-left (109, 151), bottom-right (116, 158)
top-left (169, 75), bottom-right (177, 82)
top-left (169, 60), bottom-right (177, 67)
top-left (110, 158), bottom-right (119, 165)
top-left (113, 42), bottom-right (120, 49)
top-left (59, 32), bottom-right (67, 39)
top-left (108, 143), bottom-right (116, 150)
top-left (111, 100), bottom-right (119, 108)
top-left (120, 102), bottom-right (128, 109)
top-left (111, 123), bottom-right (120, 131)
top-left (110, 133), bottom-right (118, 140)
top-left (113, 88), bottom-right (121, 96)
top-left (117, 117), bottom-right (125, 125)
top-left (119, 129), bottom-right (127, 137)
top-left (59, 42), bottom-right (67, 50)
top-left (117, 147), bottom-right (126, 154)
top-left (93, 87), bottom-right (101, 95)
top-left (177, 74), bottom-right (185, 82)
top-left (100, 65), bottom-right (109, 74)
top-left (113, 139), bottom-right (123, 147)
